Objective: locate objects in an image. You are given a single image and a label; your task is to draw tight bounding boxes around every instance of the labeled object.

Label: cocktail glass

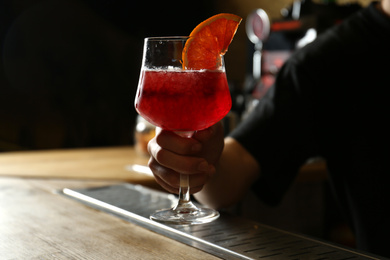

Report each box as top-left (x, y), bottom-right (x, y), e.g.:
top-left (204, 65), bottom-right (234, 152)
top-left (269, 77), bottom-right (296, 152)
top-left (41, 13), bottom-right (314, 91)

top-left (134, 37), bottom-right (231, 225)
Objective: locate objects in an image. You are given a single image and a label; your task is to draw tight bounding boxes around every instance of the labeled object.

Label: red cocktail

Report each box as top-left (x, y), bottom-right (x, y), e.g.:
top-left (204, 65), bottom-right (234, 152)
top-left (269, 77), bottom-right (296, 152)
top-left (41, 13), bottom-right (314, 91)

top-left (134, 37), bottom-right (230, 225)
top-left (135, 69), bottom-right (231, 131)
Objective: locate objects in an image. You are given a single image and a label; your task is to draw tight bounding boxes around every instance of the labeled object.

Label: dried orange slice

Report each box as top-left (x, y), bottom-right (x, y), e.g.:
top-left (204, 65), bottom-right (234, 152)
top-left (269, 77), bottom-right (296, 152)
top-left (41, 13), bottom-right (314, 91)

top-left (182, 13), bottom-right (242, 70)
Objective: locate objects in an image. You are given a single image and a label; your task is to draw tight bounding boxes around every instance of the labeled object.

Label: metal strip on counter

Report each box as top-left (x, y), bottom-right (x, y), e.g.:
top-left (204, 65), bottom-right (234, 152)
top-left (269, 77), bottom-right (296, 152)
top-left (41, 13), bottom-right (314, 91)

top-left (61, 183), bottom-right (382, 260)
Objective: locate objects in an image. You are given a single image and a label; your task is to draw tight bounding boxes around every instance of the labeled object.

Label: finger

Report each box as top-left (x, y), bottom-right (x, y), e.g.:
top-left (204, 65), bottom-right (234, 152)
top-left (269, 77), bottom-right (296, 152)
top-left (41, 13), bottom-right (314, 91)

top-left (189, 185), bottom-right (204, 194)
top-left (154, 172), bottom-right (209, 195)
top-left (149, 157), bottom-right (180, 193)
top-left (149, 140), bottom-right (214, 175)
top-left (156, 129), bottom-right (202, 155)
top-left (150, 152), bottom-right (214, 184)
top-left (193, 122), bottom-right (222, 142)
top-left (154, 174), bottom-right (180, 194)
top-left (154, 173), bottom-right (206, 195)
top-left (187, 172), bottom-right (213, 191)
top-left (149, 156), bottom-right (213, 194)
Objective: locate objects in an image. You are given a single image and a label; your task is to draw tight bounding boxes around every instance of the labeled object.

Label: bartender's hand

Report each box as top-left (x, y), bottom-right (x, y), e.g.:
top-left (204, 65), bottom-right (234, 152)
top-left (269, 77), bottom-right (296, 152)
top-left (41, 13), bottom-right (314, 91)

top-left (148, 122), bottom-right (225, 194)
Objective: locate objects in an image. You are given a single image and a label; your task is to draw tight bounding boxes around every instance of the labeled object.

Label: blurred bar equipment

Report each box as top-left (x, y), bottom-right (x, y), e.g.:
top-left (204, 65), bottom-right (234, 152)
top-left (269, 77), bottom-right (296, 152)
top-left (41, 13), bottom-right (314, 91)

top-left (246, 9), bottom-right (270, 82)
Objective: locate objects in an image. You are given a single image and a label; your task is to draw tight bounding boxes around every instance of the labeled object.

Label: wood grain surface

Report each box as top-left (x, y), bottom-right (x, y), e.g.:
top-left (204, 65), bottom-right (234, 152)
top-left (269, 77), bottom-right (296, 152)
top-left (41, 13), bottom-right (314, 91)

top-left (0, 146), bottom-right (163, 189)
top-left (0, 146), bottom-right (327, 259)
top-left (0, 146), bottom-right (327, 183)
top-left (0, 177), bottom-right (219, 259)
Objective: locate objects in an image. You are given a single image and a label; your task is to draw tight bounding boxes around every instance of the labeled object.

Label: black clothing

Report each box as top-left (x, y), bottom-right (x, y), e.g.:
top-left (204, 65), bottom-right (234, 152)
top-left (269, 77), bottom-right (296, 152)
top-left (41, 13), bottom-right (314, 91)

top-left (230, 2), bottom-right (390, 257)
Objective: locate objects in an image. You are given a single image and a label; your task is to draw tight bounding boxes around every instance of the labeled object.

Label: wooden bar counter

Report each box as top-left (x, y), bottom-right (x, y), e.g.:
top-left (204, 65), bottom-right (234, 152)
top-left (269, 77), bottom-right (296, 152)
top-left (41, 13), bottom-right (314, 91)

top-left (0, 147), bottom-right (219, 259)
top-left (0, 146), bottom-right (328, 259)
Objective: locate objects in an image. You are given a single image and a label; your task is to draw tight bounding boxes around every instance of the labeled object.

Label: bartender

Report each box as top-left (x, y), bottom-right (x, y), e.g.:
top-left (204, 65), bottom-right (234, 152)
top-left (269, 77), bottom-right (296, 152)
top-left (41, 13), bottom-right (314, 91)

top-left (147, 0), bottom-right (390, 257)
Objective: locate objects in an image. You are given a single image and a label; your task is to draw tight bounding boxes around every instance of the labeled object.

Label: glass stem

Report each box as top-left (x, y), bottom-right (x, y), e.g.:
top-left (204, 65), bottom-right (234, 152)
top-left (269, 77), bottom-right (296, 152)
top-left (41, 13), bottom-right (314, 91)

top-left (172, 130), bottom-right (198, 213)
top-left (173, 174), bottom-right (198, 213)
top-left (179, 174), bottom-right (190, 203)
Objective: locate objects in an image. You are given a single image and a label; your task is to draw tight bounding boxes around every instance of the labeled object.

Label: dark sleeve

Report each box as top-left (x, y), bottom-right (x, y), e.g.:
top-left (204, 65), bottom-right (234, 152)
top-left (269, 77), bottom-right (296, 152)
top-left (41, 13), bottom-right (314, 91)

top-left (230, 57), bottom-right (319, 206)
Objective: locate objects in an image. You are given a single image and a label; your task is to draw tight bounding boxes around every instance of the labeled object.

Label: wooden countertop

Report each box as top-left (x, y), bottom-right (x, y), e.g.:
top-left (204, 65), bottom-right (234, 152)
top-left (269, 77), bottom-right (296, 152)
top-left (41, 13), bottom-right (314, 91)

top-left (0, 146), bottom-right (327, 183)
top-left (0, 146), bottom-right (327, 259)
top-left (0, 146), bottom-right (164, 190)
top-left (0, 177), bottom-right (219, 259)
top-left (0, 147), bottom-right (220, 259)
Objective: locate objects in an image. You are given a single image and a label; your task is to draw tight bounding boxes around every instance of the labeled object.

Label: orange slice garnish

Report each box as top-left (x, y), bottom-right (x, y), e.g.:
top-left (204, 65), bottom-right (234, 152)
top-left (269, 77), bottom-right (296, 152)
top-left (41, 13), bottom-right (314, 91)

top-left (182, 13), bottom-right (242, 70)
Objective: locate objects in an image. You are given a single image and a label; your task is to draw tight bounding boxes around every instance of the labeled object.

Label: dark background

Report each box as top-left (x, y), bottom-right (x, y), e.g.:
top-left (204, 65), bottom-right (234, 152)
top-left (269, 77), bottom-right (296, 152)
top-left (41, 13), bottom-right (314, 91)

top-left (0, 0), bottom-right (215, 150)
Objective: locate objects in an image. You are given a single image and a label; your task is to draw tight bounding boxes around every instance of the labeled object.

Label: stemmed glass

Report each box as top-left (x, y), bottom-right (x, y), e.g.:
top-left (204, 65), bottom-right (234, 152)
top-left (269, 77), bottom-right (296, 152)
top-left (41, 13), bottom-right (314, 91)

top-left (134, 37), bottom-right (232, 225)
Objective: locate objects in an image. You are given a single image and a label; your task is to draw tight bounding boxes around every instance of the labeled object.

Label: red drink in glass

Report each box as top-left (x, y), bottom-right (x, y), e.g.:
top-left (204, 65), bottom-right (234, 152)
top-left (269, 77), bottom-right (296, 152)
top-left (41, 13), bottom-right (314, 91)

top-left (135, 36), bottom-right (231, 225)
top-left (135, 69), bottom-right (231, 131)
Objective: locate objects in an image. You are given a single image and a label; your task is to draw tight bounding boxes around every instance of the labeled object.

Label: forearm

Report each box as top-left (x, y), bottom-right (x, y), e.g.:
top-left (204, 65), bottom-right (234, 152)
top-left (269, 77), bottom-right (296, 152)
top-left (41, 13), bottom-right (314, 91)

top-left (194, 137), bottom-right (260, 209)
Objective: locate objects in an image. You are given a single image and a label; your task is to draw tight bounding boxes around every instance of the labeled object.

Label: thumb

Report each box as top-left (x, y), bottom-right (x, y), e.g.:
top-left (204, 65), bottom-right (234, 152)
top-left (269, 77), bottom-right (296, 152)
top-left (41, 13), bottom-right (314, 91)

top-left (193, 122), bottom-right (223, 142)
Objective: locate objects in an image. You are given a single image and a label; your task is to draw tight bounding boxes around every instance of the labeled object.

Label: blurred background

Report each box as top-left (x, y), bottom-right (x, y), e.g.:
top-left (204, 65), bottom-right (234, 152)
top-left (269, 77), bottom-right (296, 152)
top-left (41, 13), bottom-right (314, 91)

top-left (0, 0), bottom-right (372, 151)
top-left (0, 0), bottom-right (375, 250)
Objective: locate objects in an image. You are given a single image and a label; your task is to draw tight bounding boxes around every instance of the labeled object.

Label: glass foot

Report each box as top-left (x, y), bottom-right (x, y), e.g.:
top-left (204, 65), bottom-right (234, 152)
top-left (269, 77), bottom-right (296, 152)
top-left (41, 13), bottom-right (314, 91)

top-left (150, 206), bottom-right (219, 225)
